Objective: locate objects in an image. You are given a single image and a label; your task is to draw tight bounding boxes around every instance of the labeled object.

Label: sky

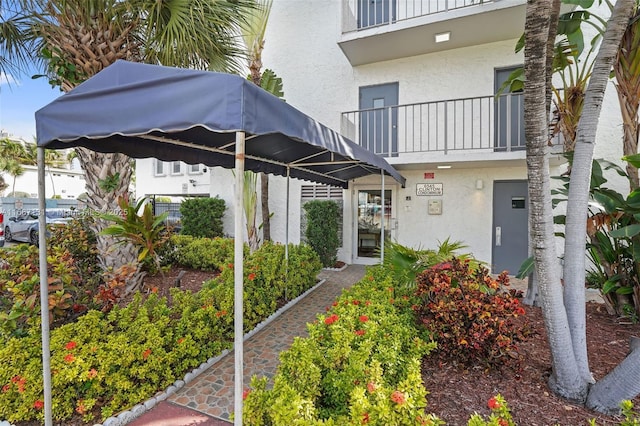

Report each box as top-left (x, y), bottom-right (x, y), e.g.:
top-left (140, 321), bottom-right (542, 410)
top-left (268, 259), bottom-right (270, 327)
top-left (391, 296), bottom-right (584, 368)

top-left (0, 66), bottom-right (61, 142)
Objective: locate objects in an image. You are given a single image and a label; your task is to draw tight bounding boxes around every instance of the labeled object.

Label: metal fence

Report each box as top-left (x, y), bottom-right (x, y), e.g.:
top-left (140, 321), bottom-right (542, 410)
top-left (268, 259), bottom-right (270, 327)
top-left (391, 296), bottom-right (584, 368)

top-left (341, 93), bottom-right (534, 157)
top-left (342, 0), bottom-right (491, 33)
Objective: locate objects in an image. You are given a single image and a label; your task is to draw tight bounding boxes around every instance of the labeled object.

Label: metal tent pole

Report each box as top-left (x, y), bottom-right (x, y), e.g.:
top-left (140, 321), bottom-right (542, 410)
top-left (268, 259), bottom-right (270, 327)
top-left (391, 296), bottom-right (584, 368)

top-left (285, 167), bottom-right (290, 300)
top-left (37, 147), bottom-right (52, 426)
top-left (234, 132), bottom-right (245, 426)
top-left (380, 169), bottom-right (385, 263)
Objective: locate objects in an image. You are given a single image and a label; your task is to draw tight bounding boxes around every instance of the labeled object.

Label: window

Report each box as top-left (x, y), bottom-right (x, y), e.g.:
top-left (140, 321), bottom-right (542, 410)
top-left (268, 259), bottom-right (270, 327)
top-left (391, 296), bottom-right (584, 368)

top-left (171, 161), bottom-right (182, 175)
top-left (154, 159), bottom-right (165, 176)
top-left (188, 164), bottom-right (201, 174)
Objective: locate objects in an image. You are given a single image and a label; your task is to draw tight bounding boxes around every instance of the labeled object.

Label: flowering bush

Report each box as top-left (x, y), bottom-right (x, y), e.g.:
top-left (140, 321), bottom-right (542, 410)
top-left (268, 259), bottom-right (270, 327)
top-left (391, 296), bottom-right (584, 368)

top-left (243, 265), bottom-right (442, 425)
top-left (0, 241), bottom-right (320, 423)
top-left (467, 395), bottom-right (515, 426)
top-left (208, 242), bottom-right (321, 331)
top-left (413, 258), bottom-right (530, 369)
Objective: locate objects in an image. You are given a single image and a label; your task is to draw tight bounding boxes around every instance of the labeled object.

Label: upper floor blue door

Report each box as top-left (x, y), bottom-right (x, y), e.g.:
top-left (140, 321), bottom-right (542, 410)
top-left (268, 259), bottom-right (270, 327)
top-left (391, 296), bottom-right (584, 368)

top-left (495, 66), bottom-right (525, 151)
top-left (359, 83), bottom-right (398, 157)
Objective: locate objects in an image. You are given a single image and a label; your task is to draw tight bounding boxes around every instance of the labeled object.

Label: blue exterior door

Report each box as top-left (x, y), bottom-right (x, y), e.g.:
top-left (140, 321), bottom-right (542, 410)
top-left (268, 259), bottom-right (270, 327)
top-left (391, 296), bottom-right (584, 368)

top-left (495, 67), bottom-right (525, 151)
top-left (492, 180), bottom-right (529, 274)
top-left (359, 83), bottom-right (398, 157)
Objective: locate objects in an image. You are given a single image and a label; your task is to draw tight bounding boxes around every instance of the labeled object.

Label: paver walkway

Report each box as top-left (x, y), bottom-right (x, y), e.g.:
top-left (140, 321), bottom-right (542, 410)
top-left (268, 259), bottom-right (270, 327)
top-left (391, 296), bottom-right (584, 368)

top-left (128, 265), bottom-right (366, 425)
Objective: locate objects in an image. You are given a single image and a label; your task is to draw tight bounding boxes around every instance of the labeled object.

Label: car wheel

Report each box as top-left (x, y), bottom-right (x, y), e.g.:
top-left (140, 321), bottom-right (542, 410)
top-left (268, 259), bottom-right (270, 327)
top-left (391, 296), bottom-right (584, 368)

top-left (30, 230), bottom-right (39, 247)
top-left (5, 227), bottom-right (12, 242)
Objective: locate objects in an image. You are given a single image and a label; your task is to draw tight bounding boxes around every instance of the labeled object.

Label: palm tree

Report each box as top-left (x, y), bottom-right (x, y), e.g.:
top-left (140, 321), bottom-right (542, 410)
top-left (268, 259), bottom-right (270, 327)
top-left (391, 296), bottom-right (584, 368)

top-left (241, 0), bottom-right (273, 243)
top-left (524, 0), bottom-right (639, 413)
top-left (0, 0), bottom-right (35, 80)
top-left (21, 0), bottom-right (255, 293)
top-left (613, 4), bottom-right (640, 189)
top-left (0, 138), bottom-right (28, 194)
top-left (0, 157), bottom-right (24, 195)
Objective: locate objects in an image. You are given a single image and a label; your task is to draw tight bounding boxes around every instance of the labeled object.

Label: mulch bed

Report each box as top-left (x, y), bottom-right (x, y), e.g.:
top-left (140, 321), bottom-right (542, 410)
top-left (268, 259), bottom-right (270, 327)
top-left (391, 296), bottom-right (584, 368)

top-left (422, 302), bottom-right (640, 425)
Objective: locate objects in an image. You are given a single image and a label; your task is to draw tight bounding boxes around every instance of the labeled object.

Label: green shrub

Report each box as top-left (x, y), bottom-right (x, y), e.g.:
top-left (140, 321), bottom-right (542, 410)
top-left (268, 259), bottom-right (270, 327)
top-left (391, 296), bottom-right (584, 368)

top-left (171, 235), bottom-right (237, 271)
top-left (207, 242), bottom-right (321, 331)
top-left (0, 241), bottom-right (320, 424)
top-left (243, 265), bottom-right (441, 425)
top-left (413, 258), bottom-right (529, 369)
top-left (0, 243), bottom-right (96, 342)
top-left (467, 394), bottom-right (515, 426)
top-left (303, 200), bottom-right (340, 267)
top-left (49, 215), bottom-right (100, 290)
top-left (180, 197), bottom-right (226, 238)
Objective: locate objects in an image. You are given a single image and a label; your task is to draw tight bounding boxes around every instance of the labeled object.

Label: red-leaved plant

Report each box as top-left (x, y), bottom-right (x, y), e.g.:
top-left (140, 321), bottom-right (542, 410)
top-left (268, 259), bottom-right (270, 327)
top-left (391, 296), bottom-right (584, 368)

top-left (413, 258), bottom-right (530, 369)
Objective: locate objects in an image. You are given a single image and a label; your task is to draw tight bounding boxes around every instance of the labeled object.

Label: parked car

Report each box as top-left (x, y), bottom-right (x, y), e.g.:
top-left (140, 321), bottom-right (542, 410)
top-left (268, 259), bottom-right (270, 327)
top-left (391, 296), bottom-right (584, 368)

top-left (4, 208), bottom-right (75, 246)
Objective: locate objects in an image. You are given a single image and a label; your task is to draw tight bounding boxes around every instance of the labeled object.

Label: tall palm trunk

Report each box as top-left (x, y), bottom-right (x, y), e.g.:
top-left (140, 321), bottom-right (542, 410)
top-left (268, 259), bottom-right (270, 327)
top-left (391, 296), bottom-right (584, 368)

top-left (562, 0), bottom-right (636, 408)
top-left (525, 0), bottom-right (639, 411)
top-left (524, 0), bottom-right (587, 402)
top-left (244, 0), bottom-right (273, 243)
top-left (75, 148), bottom-right (143, 292)
top-left (614, 8), bottom-right (640, 190)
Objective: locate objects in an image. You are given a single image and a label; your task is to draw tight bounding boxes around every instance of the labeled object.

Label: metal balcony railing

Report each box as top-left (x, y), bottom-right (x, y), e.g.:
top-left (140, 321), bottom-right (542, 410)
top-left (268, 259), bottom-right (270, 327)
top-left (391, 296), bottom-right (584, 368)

top-left (342, 0), bottom-right (493, 33)
top-left (341, 94), bottom-right (531, 157)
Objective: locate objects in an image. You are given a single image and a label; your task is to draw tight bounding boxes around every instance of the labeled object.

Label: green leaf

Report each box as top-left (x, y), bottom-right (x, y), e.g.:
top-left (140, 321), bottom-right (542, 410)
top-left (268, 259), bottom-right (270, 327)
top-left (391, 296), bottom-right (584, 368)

top-left (616, 286), bottom-right (635, 295)
top-left (623, 153), bottom-right (640, 168)
top-left (260, 69), bottom-right (285, 99)
top-left (560, 0), bottom-right (594, 8)
top-left (609, 224), bottom-right (640, 239)
top-left (515, 256), bottom-right (534, 279)
top-left (602, 279), bottom-right (618, 295)
top-left (515, 33), bottom-right (525, 53)
top-left (590, 159), bottom-right (606, 189)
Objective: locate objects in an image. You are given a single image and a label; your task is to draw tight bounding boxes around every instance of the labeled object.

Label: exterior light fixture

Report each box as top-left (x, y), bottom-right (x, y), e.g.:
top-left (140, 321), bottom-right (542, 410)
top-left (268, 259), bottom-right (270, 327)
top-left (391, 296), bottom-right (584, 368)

top-left (435, 32), bottom-right (451, 43)
top-left (476, 179), bottom-right (484, 190)
top-left (437, 165), bottom-right (452, 169)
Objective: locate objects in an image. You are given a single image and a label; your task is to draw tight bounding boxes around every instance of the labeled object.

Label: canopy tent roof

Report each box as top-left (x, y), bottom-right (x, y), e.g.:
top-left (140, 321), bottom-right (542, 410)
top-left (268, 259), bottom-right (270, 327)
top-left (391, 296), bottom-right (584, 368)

top-left (36, 60), bottom-right (405, 188)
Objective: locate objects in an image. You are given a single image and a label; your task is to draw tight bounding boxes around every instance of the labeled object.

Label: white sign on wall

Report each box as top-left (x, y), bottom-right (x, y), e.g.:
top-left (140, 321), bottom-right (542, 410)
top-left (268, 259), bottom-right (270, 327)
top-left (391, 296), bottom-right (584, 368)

top-left (416, 183), bottom-right (443, 196)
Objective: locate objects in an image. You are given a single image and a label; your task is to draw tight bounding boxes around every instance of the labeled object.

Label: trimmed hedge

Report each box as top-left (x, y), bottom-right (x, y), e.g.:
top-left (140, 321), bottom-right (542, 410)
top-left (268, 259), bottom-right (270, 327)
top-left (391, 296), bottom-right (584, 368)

top-left (243, 265), bottom-right (441, 425)
top-left (0, 240), bottom-right (321, 423)
top-left (180, 197), bottom-right (226, 238)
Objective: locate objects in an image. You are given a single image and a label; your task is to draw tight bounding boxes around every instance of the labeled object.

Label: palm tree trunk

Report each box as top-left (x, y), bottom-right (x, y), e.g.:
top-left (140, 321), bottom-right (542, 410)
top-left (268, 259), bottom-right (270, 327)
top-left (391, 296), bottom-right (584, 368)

top-left (563, 0), bottom-right (635, 387)
top-left (587, 337), bottom-right (640, 414)
top-left (524, 0), bottom-right (587, 403)
top-left (614, 7), bottom-right (640, 191)
top-left (261, 172), bottom-right (270, 241)
top-left (75, 147), bottom-right (143, 292)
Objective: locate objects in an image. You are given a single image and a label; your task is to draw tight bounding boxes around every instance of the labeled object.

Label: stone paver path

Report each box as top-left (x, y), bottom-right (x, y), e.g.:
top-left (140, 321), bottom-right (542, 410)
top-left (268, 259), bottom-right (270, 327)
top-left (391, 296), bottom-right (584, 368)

top-left (167, 265), bottom-right (366, 422)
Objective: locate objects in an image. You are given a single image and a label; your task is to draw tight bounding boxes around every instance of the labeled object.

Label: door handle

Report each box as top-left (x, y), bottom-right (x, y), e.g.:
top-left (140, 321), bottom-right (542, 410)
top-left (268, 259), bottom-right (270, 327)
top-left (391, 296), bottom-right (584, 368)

top-left (495, 226), bottom-right (502, 246)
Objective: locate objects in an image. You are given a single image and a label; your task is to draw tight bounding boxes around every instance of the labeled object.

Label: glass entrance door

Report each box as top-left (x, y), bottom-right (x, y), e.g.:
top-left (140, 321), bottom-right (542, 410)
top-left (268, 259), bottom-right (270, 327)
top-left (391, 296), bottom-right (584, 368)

top-left (356, 189), bottom-right (393, 259)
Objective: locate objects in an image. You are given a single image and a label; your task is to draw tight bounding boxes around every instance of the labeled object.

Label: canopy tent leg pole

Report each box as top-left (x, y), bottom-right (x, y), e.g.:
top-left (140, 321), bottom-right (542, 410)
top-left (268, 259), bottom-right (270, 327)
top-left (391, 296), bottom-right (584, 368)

top-left (285, 167), bottom-right (290, 301)
top-left (380, 170), bottom-right (385, 264)
top-left (37, 147), bottom-right (53, 426)
top-left (234, 131), bottom-right (245, 426)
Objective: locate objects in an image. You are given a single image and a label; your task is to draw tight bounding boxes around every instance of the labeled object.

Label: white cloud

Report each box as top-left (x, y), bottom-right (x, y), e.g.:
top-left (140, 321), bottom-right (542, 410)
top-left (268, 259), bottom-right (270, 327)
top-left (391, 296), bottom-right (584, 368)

top-left (0, 72), bottom-right (20, 86)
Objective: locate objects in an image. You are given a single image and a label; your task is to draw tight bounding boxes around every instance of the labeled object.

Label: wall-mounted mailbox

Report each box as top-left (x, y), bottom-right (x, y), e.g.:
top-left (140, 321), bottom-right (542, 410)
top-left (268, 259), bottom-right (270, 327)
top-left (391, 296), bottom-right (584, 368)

top-left (428, 199), bottom-right (442, 215)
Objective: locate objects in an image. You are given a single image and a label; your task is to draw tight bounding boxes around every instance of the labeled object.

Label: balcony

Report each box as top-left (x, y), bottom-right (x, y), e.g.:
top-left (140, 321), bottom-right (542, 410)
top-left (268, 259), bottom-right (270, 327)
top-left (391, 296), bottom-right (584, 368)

top-left (341, 94), bottom-right (564, 168)
top-left (339, 0), bottom-right (528, 65)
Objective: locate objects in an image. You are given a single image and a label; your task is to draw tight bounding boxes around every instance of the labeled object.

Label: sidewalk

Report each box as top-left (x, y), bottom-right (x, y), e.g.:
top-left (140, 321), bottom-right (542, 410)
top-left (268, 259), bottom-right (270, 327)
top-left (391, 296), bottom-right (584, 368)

top-left (127, 265), bottom-right (366, 425)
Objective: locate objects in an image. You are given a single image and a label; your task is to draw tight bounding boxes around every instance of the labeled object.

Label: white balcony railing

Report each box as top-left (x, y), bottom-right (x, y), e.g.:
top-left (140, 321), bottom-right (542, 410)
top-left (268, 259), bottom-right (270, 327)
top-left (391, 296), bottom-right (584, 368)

top-left (342, 0), bottom-right (493, 33)
top-left (341, 94), bottom-right (539, 158)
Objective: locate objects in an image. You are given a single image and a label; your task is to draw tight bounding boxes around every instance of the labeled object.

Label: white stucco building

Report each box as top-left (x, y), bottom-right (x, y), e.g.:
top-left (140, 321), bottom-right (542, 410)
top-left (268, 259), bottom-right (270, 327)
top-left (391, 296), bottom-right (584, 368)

top-left (135, 0), bottom-right (626, 273)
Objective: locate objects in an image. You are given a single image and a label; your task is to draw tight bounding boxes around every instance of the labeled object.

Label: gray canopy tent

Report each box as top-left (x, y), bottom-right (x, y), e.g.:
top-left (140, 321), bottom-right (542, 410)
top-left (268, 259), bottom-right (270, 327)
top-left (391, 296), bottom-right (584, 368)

top-left (35, 60), bottom-right (405, 425)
